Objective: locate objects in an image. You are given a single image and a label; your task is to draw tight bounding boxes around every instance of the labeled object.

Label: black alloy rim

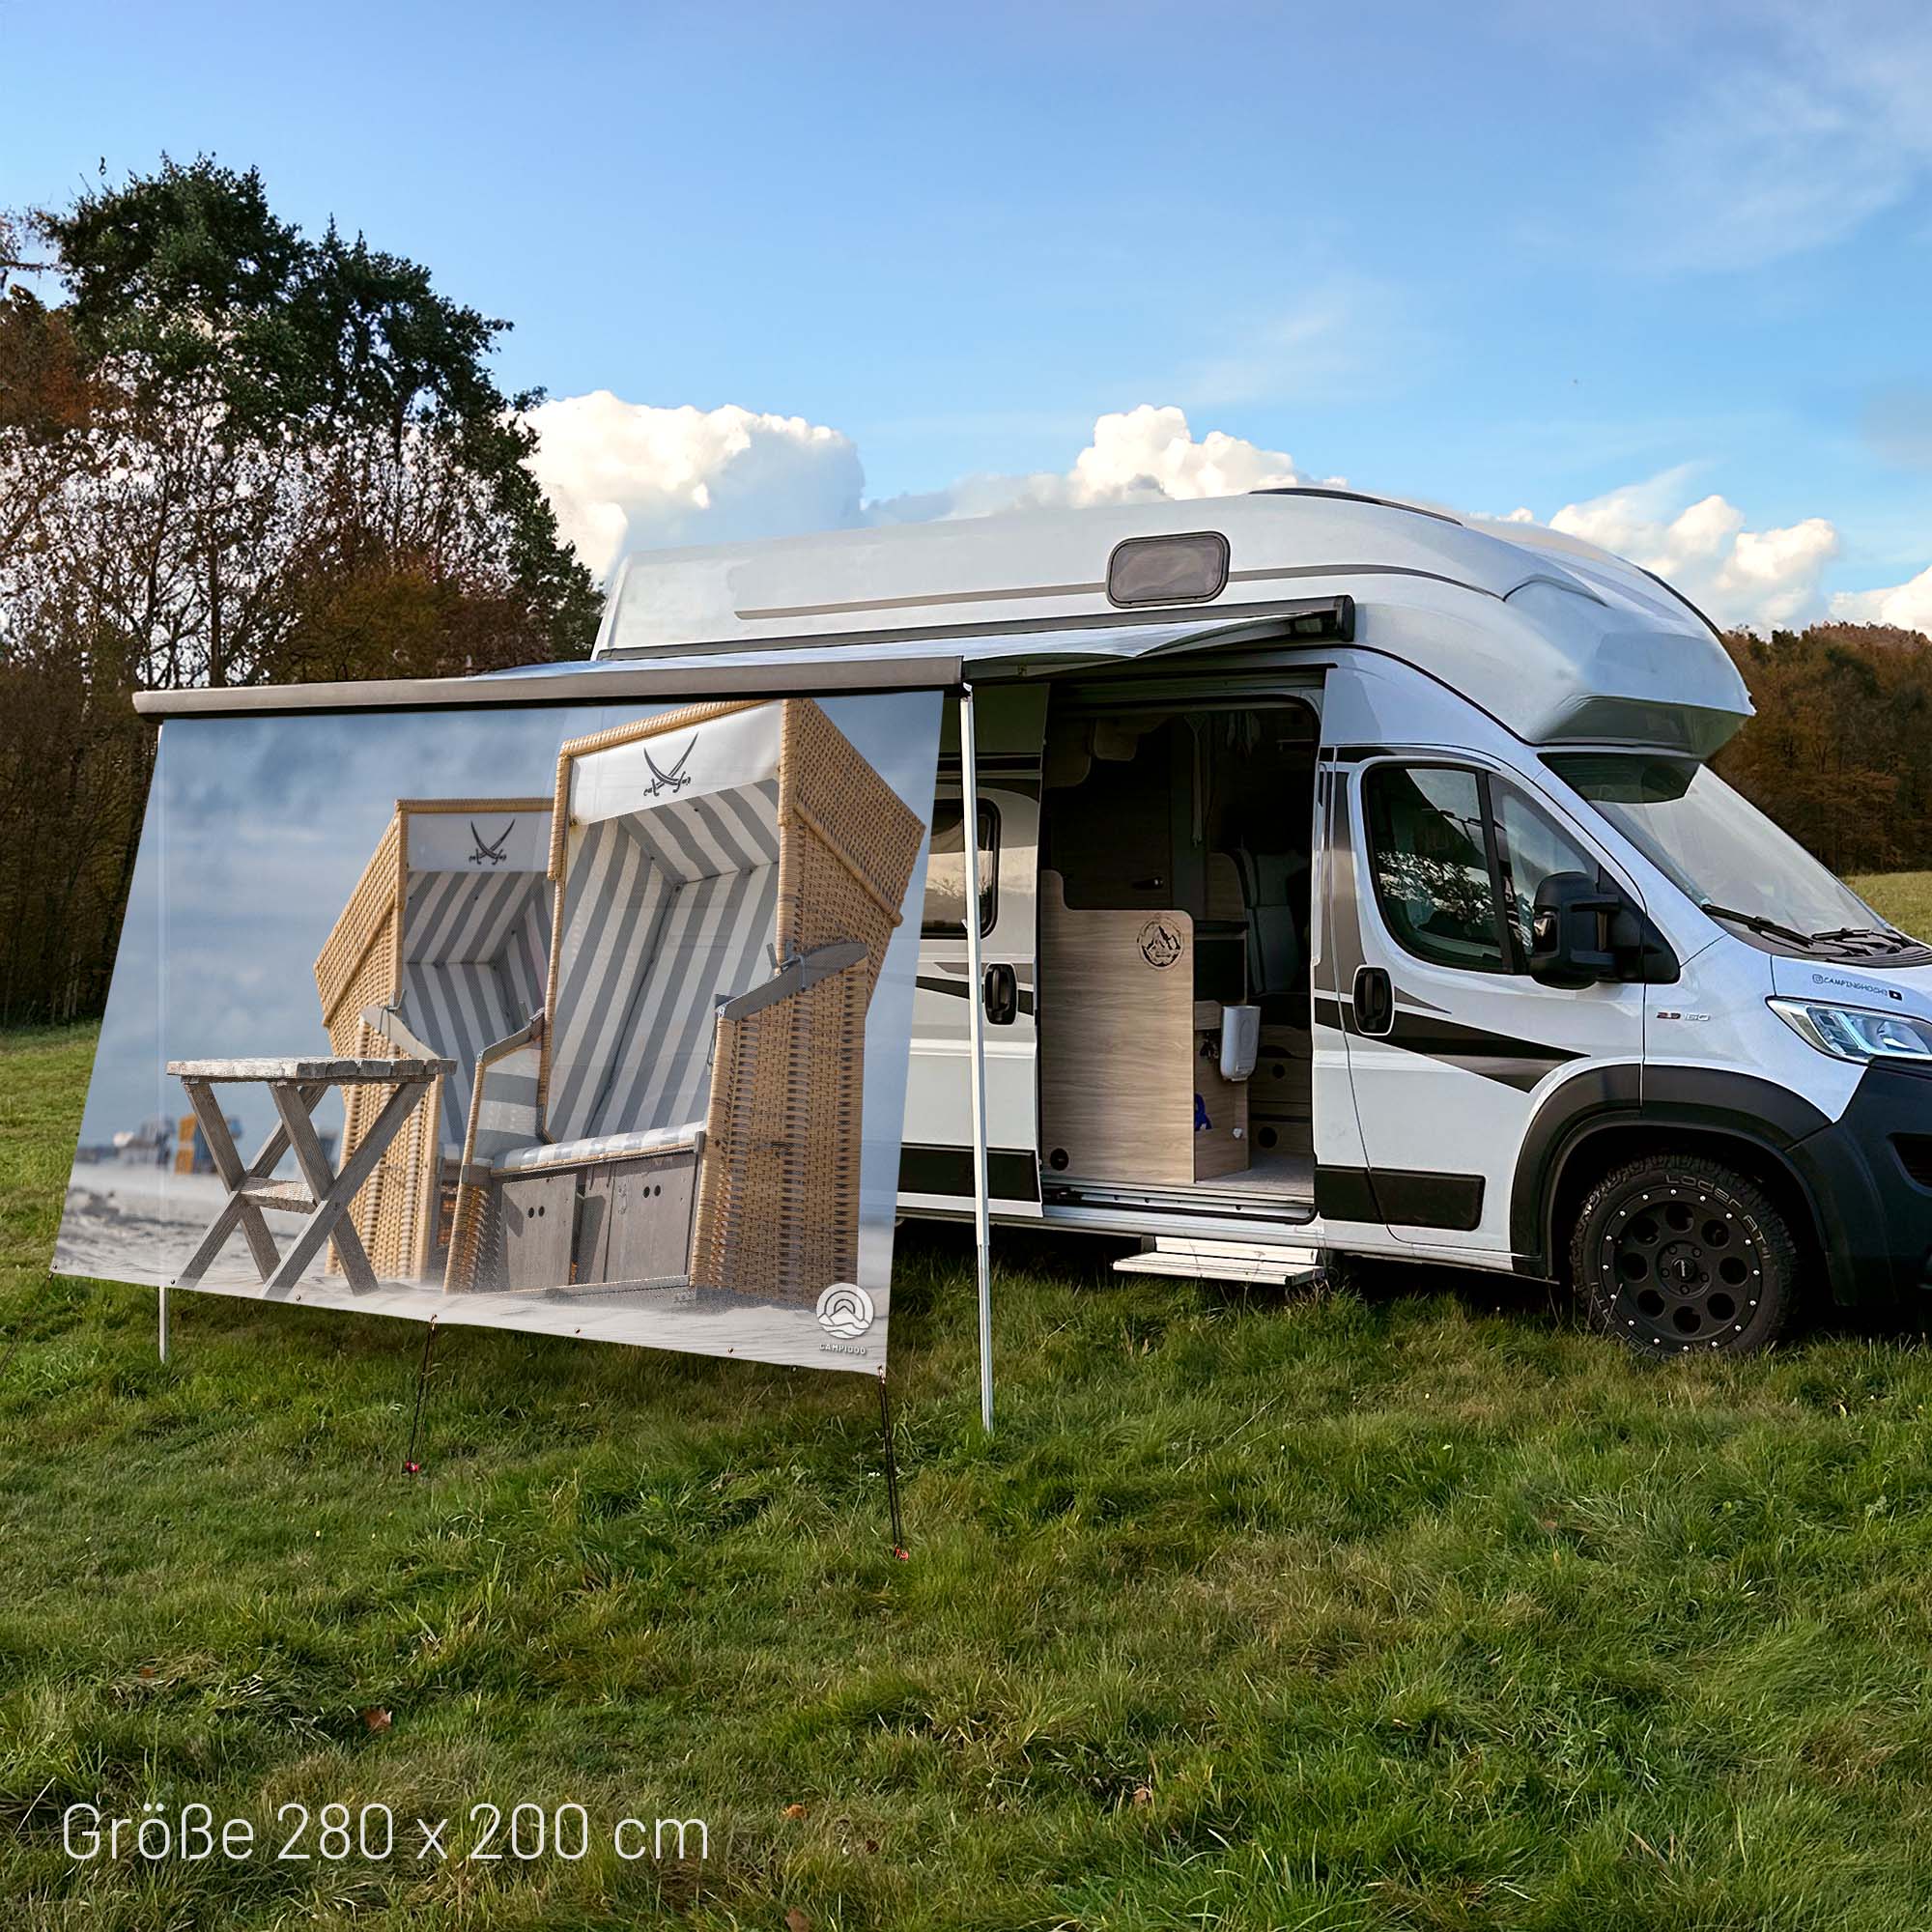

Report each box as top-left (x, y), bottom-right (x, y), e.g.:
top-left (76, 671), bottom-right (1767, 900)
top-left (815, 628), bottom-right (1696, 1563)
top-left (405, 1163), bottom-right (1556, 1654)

top-left (1601, 1179), bottom-right (1763, 1350)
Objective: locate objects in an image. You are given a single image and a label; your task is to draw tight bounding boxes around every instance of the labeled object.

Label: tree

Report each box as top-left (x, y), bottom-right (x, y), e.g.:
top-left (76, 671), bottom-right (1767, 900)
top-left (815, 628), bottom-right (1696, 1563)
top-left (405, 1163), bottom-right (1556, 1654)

top-left (30, 156), bottom-right (599, 685)
top-left (1716, 624), bottom-right (1932, 875)
top-left (0, 158), bottom-right (602, 1022)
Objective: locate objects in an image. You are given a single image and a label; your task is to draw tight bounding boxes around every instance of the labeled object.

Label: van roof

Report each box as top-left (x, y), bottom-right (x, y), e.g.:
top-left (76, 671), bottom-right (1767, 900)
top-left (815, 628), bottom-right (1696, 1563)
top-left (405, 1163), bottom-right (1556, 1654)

top-left (131, 492), bottom-right (1751, 761)
top-left (591, 487), bottom-right (1715, 658)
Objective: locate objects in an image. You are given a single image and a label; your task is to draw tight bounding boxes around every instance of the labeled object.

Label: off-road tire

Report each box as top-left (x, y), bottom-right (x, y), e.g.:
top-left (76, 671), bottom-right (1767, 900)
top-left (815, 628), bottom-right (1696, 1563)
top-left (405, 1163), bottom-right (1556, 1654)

top-left (1569, 1152), bottom-right (1799, 1357)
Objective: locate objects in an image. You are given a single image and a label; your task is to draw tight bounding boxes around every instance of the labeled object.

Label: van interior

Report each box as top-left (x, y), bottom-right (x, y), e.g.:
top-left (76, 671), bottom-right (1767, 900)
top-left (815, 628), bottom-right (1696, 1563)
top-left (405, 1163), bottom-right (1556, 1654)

top-left (1037, 694), bottom-right (1318, 1208)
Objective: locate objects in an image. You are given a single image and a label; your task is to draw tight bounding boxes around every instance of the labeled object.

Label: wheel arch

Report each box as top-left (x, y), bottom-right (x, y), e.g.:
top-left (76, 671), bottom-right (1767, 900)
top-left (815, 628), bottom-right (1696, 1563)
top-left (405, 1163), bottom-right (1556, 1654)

top-left (1513, 1066), bottom-right (1839, 1297)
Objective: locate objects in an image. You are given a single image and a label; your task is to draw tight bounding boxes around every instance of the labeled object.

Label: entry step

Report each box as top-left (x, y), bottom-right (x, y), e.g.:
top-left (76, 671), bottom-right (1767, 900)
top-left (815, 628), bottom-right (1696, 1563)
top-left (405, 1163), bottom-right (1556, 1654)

top-left (1113, 1236), bottom-right (1323, 1286)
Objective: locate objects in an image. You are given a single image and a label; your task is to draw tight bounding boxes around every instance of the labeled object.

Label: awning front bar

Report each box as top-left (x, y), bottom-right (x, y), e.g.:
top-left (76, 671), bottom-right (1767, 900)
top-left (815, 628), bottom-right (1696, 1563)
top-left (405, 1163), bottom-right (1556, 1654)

top-left (132, 654), bottom-right (969, 720)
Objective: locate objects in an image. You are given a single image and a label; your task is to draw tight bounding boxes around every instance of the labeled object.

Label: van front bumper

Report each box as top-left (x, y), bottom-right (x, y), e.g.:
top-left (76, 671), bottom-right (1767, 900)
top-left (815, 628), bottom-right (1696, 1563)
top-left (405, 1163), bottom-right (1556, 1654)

top-left (1790, 1063), bottom-right (1932, 1305)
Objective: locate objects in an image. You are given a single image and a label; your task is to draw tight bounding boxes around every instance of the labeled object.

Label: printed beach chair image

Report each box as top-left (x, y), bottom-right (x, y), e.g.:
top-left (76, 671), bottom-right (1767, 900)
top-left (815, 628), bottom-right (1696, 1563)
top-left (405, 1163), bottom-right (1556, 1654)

top-left (314, 799), bottom-right (555, 1282)
top-left (442, 696), bottom-right (924, 1304)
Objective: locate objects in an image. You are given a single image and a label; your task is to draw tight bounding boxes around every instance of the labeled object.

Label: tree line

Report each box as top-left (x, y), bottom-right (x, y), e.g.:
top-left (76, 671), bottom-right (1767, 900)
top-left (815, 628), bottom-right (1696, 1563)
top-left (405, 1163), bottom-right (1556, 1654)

top-left (1, 160), bottom-right (599, 1023)
top-left (3, 162), bottom-right (1930, 1025)
top-left (1714, 623), bottom-right (1932, 877)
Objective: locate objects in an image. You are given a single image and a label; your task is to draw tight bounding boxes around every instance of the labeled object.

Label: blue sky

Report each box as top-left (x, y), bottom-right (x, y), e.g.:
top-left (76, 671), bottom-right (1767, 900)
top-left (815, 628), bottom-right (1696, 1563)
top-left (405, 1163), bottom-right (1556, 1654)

top-left (8, 0), bottom-right (1932, 627)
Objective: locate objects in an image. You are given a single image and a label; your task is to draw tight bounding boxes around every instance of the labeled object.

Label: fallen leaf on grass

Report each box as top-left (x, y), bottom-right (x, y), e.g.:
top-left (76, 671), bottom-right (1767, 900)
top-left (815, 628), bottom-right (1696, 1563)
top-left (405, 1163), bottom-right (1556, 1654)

top-left (785, 1912), bottom-right (810, 1932)
top-left (360, 1707), bottom-right (392, 1733)
top-left (781, 1803), bottom-right (807, 1820)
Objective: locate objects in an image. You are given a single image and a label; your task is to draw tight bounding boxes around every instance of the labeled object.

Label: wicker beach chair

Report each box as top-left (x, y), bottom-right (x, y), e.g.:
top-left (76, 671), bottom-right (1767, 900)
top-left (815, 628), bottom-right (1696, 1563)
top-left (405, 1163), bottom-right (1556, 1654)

top-left (314, 799), bottom-right (555, 1280)
top-left (443, 697), bottom-right (923, 1304)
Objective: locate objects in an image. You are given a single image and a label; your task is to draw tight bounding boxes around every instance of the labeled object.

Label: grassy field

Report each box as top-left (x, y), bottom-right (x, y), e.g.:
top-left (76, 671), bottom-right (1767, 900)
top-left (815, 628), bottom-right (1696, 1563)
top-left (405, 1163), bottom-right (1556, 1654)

top-left (1854, 870), bottom-right (1932, 942)
top-left (6, 877), bottom-right (1932, 1930)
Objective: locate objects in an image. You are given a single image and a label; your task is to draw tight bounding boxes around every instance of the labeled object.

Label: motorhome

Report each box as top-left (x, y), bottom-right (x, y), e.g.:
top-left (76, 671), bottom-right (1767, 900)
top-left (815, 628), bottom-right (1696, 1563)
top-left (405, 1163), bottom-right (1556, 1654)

top-left (135, 489), bottom-right (1932, 1358)
top-left (582, 489), bottom-right (1932, 1356)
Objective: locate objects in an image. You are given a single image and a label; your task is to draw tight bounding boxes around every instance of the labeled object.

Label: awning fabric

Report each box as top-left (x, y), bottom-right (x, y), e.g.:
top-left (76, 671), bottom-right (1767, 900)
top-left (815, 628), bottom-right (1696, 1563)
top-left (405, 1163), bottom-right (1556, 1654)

top-left (130, 616), bottom-right (1293, 719)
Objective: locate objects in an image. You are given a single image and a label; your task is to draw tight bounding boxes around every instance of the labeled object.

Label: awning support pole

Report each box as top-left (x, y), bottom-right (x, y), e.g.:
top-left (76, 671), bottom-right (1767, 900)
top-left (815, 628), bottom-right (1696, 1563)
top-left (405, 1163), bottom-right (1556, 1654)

top-left (158, 1286), bottom-right (169, 1363)
top-left (958, 685), bottom-right (995, 1436)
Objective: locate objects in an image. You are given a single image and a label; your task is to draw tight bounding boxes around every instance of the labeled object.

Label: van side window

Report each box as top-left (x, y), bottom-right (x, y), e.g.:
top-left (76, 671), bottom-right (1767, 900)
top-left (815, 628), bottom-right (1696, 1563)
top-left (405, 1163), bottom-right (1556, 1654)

top-left (1363, 766), bottom-right (1509, 974)
top-left (922, 799), bottom-right (999, 937)
top-left (1492, 781), bottom-right (1603, 965)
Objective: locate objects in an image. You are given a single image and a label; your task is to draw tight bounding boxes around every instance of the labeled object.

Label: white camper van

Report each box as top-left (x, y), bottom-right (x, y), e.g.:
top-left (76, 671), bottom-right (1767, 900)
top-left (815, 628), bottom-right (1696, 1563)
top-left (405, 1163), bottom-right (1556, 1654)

top-left (581, 489), bottom-right (1932, 1356)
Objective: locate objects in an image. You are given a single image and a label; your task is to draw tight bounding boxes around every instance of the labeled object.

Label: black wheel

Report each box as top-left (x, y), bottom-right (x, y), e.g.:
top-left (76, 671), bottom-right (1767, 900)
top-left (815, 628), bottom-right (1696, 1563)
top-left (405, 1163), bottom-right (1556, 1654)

top-left (1569, 1153), bottom-right (1798, 1357)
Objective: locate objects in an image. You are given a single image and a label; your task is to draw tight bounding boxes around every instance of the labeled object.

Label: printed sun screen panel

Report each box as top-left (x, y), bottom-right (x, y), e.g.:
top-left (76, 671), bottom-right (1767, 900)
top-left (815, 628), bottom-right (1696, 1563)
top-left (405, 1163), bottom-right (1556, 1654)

top-left (54, 690), bottom-right (944, 1377)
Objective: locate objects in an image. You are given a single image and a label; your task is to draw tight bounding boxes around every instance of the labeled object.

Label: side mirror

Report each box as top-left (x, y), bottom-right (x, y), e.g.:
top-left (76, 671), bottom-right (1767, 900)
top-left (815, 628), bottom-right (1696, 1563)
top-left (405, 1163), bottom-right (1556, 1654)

top-left (1528, 871), bottom-right (1622, 986)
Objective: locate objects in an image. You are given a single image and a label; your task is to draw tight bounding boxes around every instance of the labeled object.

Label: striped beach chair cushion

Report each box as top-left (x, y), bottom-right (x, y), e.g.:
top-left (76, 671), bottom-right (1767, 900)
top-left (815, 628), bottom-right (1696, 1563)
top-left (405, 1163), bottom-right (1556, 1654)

top-left (538, 781), bottom-right (784, 1160)
top-left (400, 965), bottom-right (512, 1153)
top-left (402, 872), bottom-right (554, 1153)
top-left (494, 1122), bottom-right (699, 1173)
top-left (544, 817), bottom-right (676, 1145)
top-left (584, 860), bottom-right (781, 1139)
top-left (469, 1044), bottom-right (544, 1167)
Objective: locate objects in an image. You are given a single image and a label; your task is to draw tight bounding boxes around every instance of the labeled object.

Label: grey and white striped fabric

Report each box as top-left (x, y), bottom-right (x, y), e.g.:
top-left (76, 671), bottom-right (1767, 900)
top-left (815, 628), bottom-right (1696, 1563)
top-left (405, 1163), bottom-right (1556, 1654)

top-left (585, 859), bottom-right (781, 1138)
top-left (544, 816), bottom-right (675, 1145)
top-left (624, 780), bottom-right (781, 884)
top-left (405, 870), bottom-right (538, 966)
top-left (536, 780), bottom-right (785, 1161)
top-left (400, 872), bottom-right (554, 1153)
top-left (498, 893), bottom-right (553, 1023)
top-left (401, 965), bottom-right (512, 1152)
top-left (495, 1122), bottom-right (697, 1172)
top-left (469, 1044), bottom-right (544, 1166)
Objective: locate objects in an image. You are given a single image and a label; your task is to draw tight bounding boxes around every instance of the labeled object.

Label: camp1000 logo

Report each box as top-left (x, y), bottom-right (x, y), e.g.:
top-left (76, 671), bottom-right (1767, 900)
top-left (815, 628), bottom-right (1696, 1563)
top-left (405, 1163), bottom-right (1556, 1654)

top-left (816, 1283), bottom-right (875, 1339)
top-left (1138, 919), bottom-right (1183, 970)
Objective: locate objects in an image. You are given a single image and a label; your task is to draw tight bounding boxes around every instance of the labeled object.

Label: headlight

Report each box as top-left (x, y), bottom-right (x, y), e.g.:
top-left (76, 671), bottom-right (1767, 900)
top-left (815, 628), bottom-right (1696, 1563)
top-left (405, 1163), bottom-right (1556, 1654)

top-left (1770, 997), bottom-right (1932, 1064)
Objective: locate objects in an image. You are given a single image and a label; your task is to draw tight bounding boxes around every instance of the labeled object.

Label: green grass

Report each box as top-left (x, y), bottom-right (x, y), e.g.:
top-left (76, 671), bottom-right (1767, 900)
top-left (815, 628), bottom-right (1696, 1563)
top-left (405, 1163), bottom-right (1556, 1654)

top-left (10, 1012), bottom-right (1932, 1930)
top-left (1853, 870), bottom-right (1932, 942)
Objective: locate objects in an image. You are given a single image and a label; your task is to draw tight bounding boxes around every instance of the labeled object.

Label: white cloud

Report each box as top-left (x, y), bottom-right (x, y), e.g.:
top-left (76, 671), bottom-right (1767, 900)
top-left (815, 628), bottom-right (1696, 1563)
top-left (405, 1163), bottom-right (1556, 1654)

top-left (523, 392), bottom-right (863, 577)
top-left (526, 397), bottom-right (1319, 570)
top-left (1830, 564), bottom-right (1932, 632)
top-left (1072, 407), bottom-right (1315, 500)
top-left (523, 392), bottom-right (1932, 640)
top-left (1548, 470), bottom-right (1837, 629)
top-left (872, 406), bottom-right (1314, 524)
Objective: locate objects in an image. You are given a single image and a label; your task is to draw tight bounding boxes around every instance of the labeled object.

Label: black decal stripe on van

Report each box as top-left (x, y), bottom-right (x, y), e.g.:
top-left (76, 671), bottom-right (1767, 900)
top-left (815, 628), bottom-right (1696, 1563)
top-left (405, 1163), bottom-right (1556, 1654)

top-left (1316, 1163), bottom-right (1484, 1230)
top-left (1315, 1164), bottom-right (1379, 1221)
top-left (1393, 984), bottom-right (1450, 1015)
top-left (1384, 1010), bottom-right (1580, 1093)
top-left (1373, 1168), bottom-right (1485, 1230)
top-left (916, 975), bottom-right (1037, 1016)
top-left (899, 1144), bottom-right (1041, 1201)
top-left (1312, 990), bottom-right (1578, 1093)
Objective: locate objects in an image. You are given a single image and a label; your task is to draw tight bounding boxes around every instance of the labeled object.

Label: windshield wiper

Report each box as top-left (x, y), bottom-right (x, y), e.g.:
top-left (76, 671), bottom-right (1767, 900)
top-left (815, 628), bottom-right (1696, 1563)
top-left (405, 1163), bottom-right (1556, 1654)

top-left (1700, 902), bottom-right (1817, 948)
top-left (1806, 924), bottom-right (1914, 949)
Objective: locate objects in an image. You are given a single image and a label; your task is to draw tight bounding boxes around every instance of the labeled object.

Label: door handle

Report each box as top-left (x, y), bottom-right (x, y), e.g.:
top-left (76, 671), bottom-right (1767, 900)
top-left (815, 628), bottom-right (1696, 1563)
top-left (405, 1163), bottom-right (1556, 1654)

top-left (983, 962), bottom-right (1018, 1026)
top-left (1352, 965), bottom-right (1393, 1037)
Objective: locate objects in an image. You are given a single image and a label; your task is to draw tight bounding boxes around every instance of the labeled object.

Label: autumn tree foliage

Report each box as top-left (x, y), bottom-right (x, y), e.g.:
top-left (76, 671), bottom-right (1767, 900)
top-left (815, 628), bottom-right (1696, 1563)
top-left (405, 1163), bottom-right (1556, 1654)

top-left (0, 161), bottom-right (600, 1022)
top-left (1715, 624), bottom-right (1932, 876)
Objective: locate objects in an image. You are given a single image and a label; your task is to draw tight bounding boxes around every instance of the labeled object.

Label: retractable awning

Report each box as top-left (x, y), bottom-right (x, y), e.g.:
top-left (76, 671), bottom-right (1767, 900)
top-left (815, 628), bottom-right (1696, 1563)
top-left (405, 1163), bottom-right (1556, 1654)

top-left (129, 612), bottom-right (1313, 719)
top-left (129, 653), bottom-right (968, 718)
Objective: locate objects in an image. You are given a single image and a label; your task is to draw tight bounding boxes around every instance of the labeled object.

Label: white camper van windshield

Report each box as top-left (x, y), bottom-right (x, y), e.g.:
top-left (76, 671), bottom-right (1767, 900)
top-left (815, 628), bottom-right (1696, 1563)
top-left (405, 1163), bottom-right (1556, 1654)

top-left (1547, 754), bottom-right (1887, 940)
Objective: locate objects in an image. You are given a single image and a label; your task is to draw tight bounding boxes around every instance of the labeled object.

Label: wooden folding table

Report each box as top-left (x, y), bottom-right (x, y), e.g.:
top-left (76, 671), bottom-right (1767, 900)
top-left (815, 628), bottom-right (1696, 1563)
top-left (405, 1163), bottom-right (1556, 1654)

top-left (167, 1057), bottom-right (453, 1293)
